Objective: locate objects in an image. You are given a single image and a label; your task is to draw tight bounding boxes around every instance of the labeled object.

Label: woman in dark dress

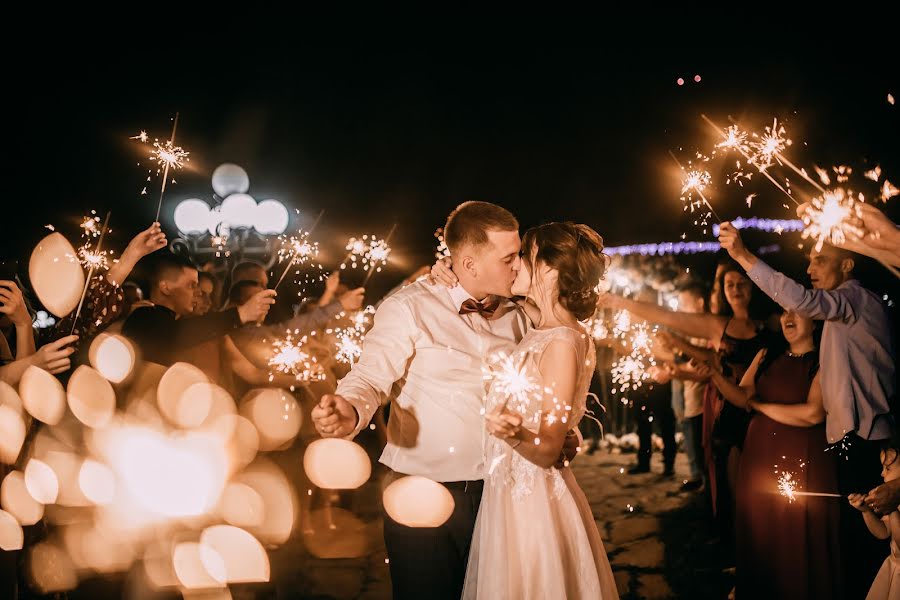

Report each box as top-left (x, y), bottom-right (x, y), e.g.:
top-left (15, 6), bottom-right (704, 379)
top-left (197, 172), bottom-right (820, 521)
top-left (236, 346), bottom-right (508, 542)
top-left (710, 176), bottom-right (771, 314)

top-left (697, 309), bottom-right (841, 599)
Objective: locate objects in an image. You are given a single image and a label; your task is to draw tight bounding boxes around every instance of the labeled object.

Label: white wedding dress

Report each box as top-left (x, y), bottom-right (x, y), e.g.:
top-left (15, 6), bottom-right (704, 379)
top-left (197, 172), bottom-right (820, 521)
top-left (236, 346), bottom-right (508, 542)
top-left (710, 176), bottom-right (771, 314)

top-left (462, 326), bottom-right (619, 599)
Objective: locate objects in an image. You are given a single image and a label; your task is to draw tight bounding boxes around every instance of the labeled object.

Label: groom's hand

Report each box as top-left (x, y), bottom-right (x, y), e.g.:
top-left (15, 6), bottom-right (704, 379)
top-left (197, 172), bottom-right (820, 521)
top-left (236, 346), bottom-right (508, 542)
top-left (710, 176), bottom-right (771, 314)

top-left (555, 430), bottom-right (580, 468)
top-left (312, 394), bottom-right (359, 438)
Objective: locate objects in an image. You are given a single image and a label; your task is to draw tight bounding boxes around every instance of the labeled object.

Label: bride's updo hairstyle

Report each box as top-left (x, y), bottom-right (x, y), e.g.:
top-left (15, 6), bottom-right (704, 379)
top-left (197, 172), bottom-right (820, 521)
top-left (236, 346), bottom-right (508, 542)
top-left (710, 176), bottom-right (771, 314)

top-left (521, 222), bottom-right (609, 321)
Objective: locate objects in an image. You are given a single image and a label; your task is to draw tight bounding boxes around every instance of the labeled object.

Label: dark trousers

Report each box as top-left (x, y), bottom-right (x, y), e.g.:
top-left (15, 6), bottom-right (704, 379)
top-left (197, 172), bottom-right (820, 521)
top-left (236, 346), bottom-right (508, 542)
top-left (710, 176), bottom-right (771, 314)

top-left (833, 434), bottom-right (888, 600)
top-left (635, 382), bottom-right (676, 468)
top-left (383, 477), bottom-right (483, 600)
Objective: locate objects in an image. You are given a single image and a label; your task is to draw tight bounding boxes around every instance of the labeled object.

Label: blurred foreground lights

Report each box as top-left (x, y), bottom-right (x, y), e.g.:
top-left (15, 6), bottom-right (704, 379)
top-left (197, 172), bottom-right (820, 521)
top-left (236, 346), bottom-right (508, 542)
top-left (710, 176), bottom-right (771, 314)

top-left (383, 476), bottom-right (455, 528)
top-left (1, 471), bottom-right (44, 525)
top-left (25, 458), bottom-right (59, 504)
top-left (218, 482), bottom-right (265, 528)
top-left (157, 362), bottom-right (211, 427)
top-left (0, 404), bottom-right (26, 463)
top-left (89, 333), bottom-right (136, 383)
top-left (173, 542), bottom-right (227, 589)
top-left (28, 541), bottom-right (78, 594)
top-left (78, 459), bottom-right (116, 505)
top-left (240, 388), bottom-right (302, 451)
top-left (20, 365), bottom-right (67, 425)
top-left (67, 365), bottom-right (116, 428)
top-left (236, 460), bottom-right (296, 545)
top-left (101, 425), bottom-right (228, 518)
top-left (303, 439), bottom-right (371, 490)
top-left (200, 525), bottom-right (270, 583)
top-left (0, 508), bottom-right (24, 550)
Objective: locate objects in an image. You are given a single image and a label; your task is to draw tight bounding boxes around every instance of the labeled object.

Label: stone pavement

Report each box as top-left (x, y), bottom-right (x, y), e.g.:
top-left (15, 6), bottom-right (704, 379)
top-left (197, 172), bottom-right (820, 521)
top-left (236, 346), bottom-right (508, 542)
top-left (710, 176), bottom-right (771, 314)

top-left (247, 445), bottom-right (733, 600)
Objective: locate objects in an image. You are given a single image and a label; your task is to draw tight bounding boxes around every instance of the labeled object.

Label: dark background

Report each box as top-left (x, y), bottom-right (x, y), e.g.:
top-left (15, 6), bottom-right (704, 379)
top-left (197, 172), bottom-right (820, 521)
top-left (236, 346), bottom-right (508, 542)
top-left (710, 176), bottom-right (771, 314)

top-left (6, 48), bottom-right (899, 299)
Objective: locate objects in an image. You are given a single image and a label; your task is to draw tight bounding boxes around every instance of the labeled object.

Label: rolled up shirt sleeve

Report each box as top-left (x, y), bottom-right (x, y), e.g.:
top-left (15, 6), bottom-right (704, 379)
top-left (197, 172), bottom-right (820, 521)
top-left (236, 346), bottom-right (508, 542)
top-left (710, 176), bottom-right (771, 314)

top-left (335, 295), bottom-right (417, 439)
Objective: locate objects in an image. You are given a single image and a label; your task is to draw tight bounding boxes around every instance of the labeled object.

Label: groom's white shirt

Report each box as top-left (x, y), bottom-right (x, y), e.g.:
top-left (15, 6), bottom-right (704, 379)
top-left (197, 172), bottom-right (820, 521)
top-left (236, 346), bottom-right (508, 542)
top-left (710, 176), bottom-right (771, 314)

top-left (336, 279), bottom-right (528, 482)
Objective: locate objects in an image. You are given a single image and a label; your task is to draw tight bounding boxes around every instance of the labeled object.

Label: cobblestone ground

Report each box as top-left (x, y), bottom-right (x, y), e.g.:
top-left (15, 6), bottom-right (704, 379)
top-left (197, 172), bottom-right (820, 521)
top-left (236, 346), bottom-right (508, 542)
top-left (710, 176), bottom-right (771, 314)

top-left (230, 443), bottom-right (733, 600)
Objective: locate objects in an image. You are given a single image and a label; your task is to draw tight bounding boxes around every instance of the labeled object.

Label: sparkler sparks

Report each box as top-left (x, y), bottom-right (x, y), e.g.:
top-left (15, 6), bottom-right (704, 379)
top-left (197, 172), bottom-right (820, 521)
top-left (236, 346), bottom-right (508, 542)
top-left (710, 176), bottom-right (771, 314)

top-left (800, 188), bottom-right (864, 252)
top-left (777, 470), bottom-right (797, 503)
top-left (268, 331), bottom-right (326, 383)
top-left (434, 228), bottom-right (451, 260)
top-left (749, 118), bottom-right (792, 170)
top-left (483, 352), bottom-right (541, 412)
top-left (882, 180), bottom-right (899, 202)
top-left (328, 305), bottom-right (375, 365)
top-left (272, 230), bottom-right (321, 291)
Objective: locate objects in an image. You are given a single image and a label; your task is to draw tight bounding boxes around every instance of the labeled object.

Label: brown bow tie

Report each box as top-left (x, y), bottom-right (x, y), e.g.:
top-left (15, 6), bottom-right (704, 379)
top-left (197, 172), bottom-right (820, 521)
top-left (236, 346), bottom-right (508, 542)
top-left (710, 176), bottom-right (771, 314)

top-left (459, 297), bottom-right (501, 318)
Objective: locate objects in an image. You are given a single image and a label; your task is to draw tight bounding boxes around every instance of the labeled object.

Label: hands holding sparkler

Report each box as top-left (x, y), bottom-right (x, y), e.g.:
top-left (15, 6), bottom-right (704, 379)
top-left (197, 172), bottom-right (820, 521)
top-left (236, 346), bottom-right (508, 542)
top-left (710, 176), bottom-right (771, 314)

top-left (238, 289), bottom-right (277, 325)
top-left (312, 394), bottom-right (360, 438)
top-left (339, 287), bottom-right (366, 311)
top-left (107, 222), bottom-right (167, 286)
top-left (797, 202), bottom-right (900, 267)
top-left (485, 403), bottom-right (524, 443)
top-left (717, 222), bottom-right (758, 273)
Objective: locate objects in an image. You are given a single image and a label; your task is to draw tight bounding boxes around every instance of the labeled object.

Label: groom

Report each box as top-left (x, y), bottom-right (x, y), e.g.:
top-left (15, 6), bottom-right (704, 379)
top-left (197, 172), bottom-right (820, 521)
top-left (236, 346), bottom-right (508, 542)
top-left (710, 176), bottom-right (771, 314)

top-left (312, 201), bottom-right (579, 600)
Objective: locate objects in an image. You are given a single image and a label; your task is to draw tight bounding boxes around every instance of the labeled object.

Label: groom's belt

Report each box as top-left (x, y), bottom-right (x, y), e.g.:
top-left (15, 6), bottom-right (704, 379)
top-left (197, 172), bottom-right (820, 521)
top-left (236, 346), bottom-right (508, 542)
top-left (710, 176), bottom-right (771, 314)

top-left (440, 479), bottom-right (484, 493)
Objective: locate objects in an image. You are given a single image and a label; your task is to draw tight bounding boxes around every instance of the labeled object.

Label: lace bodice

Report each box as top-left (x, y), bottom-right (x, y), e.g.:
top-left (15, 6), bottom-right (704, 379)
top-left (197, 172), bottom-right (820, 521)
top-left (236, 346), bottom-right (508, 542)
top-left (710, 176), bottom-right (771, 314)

top-left (483, 326), bottom-right (595, 498)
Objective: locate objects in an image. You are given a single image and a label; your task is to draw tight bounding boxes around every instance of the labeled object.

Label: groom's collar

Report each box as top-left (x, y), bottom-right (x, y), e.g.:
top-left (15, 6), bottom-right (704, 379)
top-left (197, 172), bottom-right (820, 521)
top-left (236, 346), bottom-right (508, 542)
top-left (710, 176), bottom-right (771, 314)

top-left (447, 284), bottom-right (492, 313)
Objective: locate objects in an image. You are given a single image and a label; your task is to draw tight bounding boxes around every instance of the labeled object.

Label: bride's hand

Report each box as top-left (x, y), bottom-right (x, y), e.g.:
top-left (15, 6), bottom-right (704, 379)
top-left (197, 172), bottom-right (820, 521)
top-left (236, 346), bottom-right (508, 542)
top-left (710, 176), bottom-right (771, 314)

top-left (427, 257), bottom-right (457, 287)
top-left (485, 404), bottom-right (522, 440)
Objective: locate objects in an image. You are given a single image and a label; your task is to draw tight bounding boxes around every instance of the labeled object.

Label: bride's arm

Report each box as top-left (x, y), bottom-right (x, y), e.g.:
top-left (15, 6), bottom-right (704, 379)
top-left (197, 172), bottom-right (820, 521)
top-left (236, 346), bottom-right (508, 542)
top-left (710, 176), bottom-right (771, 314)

top-left (487, 339), bottom-right (576, 469)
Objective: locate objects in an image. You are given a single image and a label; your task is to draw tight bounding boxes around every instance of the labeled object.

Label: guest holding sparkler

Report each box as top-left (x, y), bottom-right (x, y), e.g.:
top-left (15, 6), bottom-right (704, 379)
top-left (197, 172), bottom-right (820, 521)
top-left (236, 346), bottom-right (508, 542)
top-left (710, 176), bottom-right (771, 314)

top-left (719, 222), bottom-right (895, 598)
top-left (599, 263), bottom-right (769, 554)
top-left (849, 437), bottom-right (900, 600)
top-left (694, 310), bottom-right (840, 599)
top-left (122, 253), bottom-right (276, 367)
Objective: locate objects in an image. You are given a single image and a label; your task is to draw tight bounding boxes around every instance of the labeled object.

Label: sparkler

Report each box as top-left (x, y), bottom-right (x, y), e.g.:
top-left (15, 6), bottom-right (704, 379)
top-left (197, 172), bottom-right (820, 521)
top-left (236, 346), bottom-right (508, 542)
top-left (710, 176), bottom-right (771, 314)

top-left (271, 209), bottom-right (326, 291)
top-left (882, 180), bottom-right (899, 202)
top-left (70, 212), bottom-right (111, 335)
top-left (329, 305), bottom-right (376, 365)
top-left (434, 228), bottom-right (451, 260)
top-left (361, 223), bottom-right (398, 287)
top-left (777, 470), bottom-right (841, 502)
top-left (483, 352), bottom-right (541, 413)
top-left (701, 114), bottom-right (798, 206)
top-left (268, 331), bottom-right (326, 383)
top-left (669, 150), bottom-right (721, 224)
top-left (132, 114), bottom-right (190, 221)
top-left (800, 188), bottom-right (865, 252)
top-left (150, 114), bottom-right (189, 222)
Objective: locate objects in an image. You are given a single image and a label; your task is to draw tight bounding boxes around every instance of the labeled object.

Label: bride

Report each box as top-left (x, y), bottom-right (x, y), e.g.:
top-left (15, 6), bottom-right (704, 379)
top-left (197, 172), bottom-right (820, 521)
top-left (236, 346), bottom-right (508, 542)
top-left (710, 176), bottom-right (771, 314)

top-left (462, 221), bottom-right (618, 599)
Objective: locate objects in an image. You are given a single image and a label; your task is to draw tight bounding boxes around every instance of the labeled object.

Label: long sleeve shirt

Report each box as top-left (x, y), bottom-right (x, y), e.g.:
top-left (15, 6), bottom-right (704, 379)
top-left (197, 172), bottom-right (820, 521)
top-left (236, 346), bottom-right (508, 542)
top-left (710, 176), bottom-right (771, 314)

top-left (747, 260), bottom-right (895, 443)
top-left (122, 304), bottom-right (242, 367)
top-left (336, 281), bottom-right (529, 482)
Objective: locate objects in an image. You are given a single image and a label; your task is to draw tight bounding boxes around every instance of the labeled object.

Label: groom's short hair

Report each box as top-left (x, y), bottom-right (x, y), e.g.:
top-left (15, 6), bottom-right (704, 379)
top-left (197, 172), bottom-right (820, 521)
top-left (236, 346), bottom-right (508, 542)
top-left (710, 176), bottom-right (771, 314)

top-left (443, 201), bottom-right (519, 254)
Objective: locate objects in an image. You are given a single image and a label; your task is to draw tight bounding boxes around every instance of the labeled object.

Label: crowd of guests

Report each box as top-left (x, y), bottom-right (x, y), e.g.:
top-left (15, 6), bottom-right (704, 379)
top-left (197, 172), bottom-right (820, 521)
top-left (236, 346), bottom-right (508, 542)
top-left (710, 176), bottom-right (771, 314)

top-left (1, 210), bottom-right (898, 599)
top-left (592, 221), bottom-right (897, 599)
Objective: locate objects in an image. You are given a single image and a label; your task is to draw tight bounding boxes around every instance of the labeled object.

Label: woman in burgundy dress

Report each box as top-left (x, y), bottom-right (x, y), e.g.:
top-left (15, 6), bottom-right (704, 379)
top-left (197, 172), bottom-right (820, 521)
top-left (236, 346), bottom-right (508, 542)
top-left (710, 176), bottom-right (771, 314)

top-left (697, 309), bottom-right (841, 599)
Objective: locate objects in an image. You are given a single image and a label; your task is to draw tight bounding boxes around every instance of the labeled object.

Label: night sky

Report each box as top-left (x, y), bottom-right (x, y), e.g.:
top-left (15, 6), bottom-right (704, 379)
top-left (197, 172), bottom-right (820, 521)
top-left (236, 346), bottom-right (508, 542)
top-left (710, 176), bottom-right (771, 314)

top-left (7, 48), bottom-right (899, 298)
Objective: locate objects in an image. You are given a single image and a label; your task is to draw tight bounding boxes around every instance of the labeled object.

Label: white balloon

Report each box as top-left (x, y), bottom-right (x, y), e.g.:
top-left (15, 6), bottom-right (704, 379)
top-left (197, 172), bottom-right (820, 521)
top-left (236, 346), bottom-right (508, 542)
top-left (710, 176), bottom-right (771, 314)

top-left (28, 233), bottom-right (85, 317)
top-left (253, 200), bottom-right (290, 234)
top-left (174, 199), bottom-right (212, 234)
top-left (211, 163), bottom-right (250, 199)
top-left (221, 194), bottom-right (258, 229)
